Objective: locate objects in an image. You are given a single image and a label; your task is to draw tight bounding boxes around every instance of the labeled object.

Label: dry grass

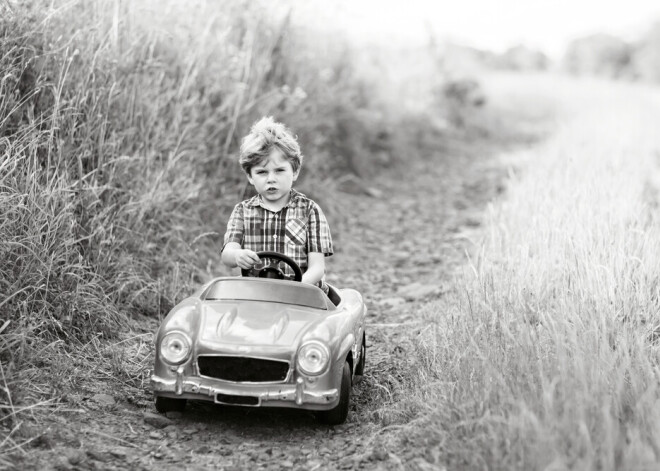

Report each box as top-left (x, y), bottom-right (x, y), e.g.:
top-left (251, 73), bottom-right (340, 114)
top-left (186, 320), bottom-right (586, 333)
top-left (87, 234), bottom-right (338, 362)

top-left (395, 74), bottom-right (660, 469)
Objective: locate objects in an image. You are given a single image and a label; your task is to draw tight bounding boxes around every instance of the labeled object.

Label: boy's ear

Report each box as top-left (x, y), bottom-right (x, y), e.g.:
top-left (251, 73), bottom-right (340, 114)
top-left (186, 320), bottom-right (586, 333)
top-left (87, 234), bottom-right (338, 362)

top-left (247, 172), bottom-right (255, 185)
top-left (292, 168), bottom-right (300, 181)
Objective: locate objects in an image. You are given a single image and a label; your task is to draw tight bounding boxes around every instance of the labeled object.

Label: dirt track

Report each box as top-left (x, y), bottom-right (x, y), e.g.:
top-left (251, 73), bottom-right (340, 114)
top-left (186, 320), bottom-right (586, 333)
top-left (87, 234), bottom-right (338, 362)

top-left (14, 86), bottom-right (534, 471)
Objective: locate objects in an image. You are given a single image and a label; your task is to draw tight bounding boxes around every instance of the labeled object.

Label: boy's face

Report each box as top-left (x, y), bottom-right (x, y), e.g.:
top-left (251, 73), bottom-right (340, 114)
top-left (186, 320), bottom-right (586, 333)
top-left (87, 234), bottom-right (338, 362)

top-left (248, 149), bottom-right (299, 207)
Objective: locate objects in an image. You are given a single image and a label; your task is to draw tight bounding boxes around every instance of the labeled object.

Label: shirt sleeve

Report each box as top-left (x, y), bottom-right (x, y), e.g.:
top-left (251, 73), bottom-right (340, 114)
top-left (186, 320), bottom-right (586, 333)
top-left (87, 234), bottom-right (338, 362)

top-left (307, 201), bottom-right (333, 256)
top-left (222, 203), bottom-right (244, 251)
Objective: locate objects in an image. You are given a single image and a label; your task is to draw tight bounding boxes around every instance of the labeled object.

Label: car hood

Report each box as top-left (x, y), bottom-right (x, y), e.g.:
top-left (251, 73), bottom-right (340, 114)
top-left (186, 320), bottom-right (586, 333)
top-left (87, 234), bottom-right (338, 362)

top-left (198, 301), bottom-right (327, 347)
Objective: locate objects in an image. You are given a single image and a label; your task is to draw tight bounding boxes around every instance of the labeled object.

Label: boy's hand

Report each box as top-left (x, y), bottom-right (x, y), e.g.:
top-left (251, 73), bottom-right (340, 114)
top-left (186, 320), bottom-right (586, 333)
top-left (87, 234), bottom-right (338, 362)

top-left (234, 249), bottom-right (261, 269)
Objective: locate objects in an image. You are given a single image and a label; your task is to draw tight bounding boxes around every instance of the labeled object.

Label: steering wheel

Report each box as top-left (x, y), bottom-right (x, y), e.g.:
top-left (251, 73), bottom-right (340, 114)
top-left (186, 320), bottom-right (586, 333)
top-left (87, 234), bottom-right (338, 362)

top-left (241, 251), bottom-right (303, 282)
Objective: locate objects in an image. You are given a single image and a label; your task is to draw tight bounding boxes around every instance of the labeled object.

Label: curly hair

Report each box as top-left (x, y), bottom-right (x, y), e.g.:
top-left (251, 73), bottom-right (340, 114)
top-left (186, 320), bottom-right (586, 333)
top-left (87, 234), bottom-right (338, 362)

top-left (239, 116), bottom-right (303, 175)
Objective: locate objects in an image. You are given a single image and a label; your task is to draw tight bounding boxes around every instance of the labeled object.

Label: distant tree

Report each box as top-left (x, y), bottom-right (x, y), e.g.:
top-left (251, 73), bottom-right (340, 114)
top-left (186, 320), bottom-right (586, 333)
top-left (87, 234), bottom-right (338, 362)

top-left (499, 45), bottom-right (550, 71)
top-left (632, 21), bottom-right (660, 83)
top-left (563, 33), bottom-right (632, 78)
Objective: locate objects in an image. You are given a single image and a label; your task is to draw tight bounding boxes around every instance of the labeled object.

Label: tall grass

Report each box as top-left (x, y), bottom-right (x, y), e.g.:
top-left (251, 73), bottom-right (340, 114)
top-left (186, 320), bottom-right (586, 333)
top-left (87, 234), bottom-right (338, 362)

top-left (403, 74), bottom-right (660, 469)
top-left (0, 0), bottom-right (413, 452)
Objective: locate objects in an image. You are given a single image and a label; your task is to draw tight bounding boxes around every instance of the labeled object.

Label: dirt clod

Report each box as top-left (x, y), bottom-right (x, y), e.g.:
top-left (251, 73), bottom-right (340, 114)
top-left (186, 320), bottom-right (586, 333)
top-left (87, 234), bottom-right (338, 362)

top-left (370, 447), bottom-right (389, 461)
top-left (86, 449), bottom-right (111, 462)
top-left (62, 448), bottom-right (86, 466)
top-left (143, 412), bottom-right (172, 429)
top-left (91, 394), bottom-right (116, 406)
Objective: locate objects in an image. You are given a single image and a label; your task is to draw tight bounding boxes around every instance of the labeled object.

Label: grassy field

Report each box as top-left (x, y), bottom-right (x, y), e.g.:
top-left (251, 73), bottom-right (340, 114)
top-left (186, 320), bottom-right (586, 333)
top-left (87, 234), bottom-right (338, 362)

top-left (395, 74), bottom-right (660, 469)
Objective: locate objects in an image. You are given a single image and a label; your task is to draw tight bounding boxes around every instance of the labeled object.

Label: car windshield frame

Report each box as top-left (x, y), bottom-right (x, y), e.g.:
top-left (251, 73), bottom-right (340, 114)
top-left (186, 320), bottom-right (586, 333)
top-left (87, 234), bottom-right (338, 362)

top-left (203, 278), bottom-right (328, 310)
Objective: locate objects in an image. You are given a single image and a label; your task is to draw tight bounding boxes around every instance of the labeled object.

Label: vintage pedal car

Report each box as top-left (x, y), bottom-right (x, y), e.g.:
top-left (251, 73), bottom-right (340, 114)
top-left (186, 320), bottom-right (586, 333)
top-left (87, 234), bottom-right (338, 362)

top-left (151, 252), bottom-right (367, 424)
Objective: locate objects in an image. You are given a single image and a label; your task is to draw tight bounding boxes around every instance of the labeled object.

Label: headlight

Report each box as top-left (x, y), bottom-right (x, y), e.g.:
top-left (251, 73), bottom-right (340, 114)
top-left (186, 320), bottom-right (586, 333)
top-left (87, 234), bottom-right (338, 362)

top-left (297, 341), bottom-right (329, 376)
top-left (160, 332), bottom-right (191, 365)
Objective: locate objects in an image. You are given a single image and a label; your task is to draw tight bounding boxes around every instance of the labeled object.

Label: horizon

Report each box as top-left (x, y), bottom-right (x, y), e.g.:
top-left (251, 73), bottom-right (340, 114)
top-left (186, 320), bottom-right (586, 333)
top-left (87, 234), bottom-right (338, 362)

top-left (293, 0), bottom-right (660, 59)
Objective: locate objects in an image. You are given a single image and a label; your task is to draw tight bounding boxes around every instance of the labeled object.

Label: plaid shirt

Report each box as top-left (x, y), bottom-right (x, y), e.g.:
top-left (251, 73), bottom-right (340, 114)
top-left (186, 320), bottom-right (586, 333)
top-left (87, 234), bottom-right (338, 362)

top-left (223, 190), bottom-right (333, 276)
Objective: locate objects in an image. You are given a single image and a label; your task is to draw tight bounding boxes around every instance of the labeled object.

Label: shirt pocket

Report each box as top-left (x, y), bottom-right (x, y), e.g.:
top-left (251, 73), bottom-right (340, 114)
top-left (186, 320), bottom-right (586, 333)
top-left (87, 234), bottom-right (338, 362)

top-left (285, 218), bottom-right (307, 246)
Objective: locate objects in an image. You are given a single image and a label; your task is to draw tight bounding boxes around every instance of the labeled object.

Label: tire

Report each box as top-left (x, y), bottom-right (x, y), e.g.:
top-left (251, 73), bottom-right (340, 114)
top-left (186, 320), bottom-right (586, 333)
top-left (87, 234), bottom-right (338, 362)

top-left (355, 335), bottom-right (366, 377)
top-left (154, 395), bottom-right (187, 413)
top-left (316, 361), bottom-right (351, 425)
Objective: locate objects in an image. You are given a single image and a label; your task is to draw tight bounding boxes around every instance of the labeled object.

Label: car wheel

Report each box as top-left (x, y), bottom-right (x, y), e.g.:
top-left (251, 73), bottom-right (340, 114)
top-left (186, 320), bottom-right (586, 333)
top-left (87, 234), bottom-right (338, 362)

top-left (154, 395), bottom-right (187, 413)
top-left (354, 335), bottom-right (366, 378)
top-left (316, 361), bottom-right (351, 425)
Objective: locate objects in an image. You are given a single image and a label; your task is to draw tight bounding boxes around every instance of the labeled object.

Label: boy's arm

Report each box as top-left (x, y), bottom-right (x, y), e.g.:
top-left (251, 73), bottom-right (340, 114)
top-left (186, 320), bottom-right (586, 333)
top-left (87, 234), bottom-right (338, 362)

top-left (301, 252), bottom-right (325, 285)
top-left (307, 202), bottom-right (333, 256)
top-left (221, 203), bottom-right (259, 269)
top-left (222, 242), bottom-right (260, 269)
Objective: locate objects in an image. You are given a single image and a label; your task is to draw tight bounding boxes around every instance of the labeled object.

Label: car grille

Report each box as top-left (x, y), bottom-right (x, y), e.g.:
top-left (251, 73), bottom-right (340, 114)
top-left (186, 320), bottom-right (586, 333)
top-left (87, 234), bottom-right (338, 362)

top-left (197, 356), bottom-right (289, 382)
top-left (216, 393), bottom-right (259, 406)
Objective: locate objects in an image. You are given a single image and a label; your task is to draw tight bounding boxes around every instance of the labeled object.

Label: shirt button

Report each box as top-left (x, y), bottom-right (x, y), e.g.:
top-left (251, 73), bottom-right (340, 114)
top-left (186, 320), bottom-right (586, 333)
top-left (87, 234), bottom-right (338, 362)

top-left (273, 235), bottom-right (277, 239)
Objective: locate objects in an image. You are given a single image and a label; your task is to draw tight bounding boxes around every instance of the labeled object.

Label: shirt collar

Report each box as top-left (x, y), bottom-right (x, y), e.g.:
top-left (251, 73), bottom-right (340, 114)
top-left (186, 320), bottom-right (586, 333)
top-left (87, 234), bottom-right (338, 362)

top-left (246, 189), bottom-right (304, 210)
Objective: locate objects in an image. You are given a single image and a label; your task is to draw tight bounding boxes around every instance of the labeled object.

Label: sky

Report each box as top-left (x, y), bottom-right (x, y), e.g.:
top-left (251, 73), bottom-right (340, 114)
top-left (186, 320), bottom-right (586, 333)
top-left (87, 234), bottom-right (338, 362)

top-left (297, 0), bottom-right (660, 58)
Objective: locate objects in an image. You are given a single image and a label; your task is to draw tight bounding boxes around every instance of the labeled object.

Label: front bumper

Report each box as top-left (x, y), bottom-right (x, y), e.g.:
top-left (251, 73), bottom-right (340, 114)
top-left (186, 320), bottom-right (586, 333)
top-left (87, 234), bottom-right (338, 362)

top-left (151, 372), bottom-right (339, 410)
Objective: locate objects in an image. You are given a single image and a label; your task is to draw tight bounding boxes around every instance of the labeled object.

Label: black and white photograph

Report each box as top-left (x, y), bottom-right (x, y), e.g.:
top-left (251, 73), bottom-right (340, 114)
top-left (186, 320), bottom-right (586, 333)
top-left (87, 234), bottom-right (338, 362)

top-left (3, 0), bottom-right (660, 469)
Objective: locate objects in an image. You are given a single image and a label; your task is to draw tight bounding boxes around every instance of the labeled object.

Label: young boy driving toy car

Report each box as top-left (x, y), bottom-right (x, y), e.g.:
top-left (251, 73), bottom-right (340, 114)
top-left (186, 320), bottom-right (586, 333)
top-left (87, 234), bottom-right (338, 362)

top-left (221, 116), bottom-right (333, 293)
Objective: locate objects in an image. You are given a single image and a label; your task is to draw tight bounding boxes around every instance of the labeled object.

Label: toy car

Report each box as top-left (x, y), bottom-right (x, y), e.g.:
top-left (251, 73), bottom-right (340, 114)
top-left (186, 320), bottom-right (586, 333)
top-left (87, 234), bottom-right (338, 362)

top-left (151, 251), bottom-right (367, 424)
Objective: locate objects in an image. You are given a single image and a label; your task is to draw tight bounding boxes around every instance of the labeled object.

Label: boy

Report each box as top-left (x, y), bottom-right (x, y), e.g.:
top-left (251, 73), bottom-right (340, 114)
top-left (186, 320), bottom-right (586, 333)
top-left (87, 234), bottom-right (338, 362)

top-left (221, 117), bottom-right (333, 293)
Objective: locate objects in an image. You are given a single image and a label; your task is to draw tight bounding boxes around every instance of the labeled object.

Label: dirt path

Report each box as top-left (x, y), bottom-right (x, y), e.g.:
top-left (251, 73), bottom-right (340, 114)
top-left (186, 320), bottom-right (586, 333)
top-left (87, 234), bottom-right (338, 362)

top-left (16, 81), bottom-right (542, 471)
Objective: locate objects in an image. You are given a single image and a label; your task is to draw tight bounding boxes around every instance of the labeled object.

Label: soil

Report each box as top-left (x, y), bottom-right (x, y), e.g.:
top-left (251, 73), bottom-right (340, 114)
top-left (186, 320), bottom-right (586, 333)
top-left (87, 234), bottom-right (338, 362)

top-left (10, 113), bottom-right (540, 470)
